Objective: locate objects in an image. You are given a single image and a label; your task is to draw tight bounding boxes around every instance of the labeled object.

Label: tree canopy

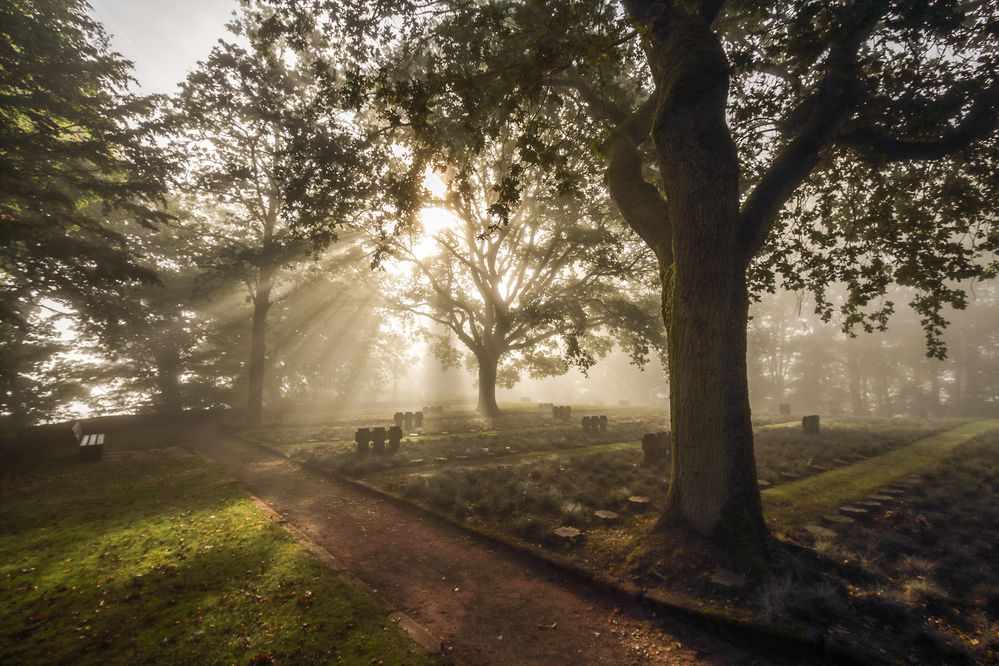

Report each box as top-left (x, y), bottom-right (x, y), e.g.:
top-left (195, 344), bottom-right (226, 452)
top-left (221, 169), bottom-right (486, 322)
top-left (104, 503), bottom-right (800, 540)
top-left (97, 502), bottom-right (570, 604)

top-left (389, 133), bottom-right (663, 414)
top-left (0, 0), bottom-right (170, 331)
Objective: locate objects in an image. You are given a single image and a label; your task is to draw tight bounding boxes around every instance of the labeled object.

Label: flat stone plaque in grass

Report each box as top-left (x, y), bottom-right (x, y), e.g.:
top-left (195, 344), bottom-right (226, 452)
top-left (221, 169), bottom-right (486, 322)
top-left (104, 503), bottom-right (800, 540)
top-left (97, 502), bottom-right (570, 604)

top-left (832, 459), bottom-right (852, 466)
top-left (805, 524), bottom-right (837, 539)
top-left (779, 471), bottom-right (799, 480)
top-left (709, 569), bottom-right (749, 589)
top-left (857, 500), bottom-right (882, 509)
top-left (554, 527), bottom-right (583, 546)
top-left (868, 493), bottom-right (895, 502)
top-left (409, 459), bottom-right (424, 464)
top-left (594, 510), bottom-right (620, 523)
top-left (822, 513), bottom-right (855, 526)
top-left (839, 505), bottom-right (870, 519)
top-left (627, 496), bottom-right (652, 512)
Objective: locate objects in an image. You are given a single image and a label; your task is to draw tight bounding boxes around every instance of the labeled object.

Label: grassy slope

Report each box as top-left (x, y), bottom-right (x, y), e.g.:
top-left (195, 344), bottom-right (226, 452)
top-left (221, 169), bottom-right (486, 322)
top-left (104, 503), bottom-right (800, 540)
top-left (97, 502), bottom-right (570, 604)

top-left (0, 450), bottom-right (436, 666)
top-left (763, 419), bottom-right (999, 526)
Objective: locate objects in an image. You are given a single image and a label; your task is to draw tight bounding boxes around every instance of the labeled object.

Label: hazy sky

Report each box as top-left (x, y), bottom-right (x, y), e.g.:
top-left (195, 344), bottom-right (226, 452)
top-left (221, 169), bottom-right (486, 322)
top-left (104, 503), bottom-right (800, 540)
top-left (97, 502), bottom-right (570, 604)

top-left (89, 0), bottom-right (240, 94)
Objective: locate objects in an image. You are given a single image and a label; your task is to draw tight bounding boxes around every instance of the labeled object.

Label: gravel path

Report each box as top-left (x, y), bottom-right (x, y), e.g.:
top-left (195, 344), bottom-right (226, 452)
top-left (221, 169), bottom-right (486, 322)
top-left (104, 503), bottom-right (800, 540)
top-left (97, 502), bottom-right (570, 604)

top-left (186, 428), bottom-right (761, 665)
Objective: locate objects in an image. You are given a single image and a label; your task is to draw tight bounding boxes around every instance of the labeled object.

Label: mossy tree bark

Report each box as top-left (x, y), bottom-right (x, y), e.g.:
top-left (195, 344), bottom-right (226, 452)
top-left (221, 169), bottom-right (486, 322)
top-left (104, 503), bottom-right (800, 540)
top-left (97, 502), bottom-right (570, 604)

top-left (649, 10), bottom-right (767, 559)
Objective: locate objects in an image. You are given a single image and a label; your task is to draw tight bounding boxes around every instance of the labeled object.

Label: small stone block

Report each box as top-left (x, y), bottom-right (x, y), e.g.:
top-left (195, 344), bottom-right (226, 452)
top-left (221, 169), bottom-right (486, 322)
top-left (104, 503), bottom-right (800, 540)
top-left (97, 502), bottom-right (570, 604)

top-left (627, 496), bottom-right (652, 512)
top-left (823, 514), bottom-right (855, 526)
top-left (839, 505), bottom-right (869, 519)
top-left (805, 524), bottom-right (837, 539)
top-left (709, 569), bottom-right (749, 589)
top-left (594, 510), bottom-right (620, 522)
top-left (802, 414), bottom-right (821, 434)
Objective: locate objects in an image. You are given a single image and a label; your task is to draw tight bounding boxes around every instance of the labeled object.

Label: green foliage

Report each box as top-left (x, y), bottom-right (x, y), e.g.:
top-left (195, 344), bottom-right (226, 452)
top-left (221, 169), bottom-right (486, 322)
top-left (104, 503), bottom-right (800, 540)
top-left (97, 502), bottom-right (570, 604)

top-left (0, 0), bottom-right (170, 330)
top-left (276, 0), bottom-right (999, 356)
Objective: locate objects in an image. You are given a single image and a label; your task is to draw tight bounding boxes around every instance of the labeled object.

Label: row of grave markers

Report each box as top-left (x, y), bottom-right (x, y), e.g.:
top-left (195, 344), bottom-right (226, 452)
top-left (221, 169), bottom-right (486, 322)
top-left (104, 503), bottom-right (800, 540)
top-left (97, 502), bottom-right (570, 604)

top-left (552, 405), bottom-right (572, 420)
top-left (641, 431), bottom-right (670, 466)
top-left (355, 426), bottom-right (404, 455)
top-left (581, 415), bottom-right (608, 432)
top-left (393, 411), bottom-right (424, 430)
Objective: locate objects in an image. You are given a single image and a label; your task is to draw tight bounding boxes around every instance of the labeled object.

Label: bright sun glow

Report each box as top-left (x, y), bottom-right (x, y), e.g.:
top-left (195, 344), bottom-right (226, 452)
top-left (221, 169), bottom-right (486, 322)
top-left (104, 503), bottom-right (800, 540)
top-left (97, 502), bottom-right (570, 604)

top-left (422, 168), bottom-right (447, 199)
top-left (406, 168), bottom-right (458, 261)
top-left (412, 206), bottom-right (460, 260)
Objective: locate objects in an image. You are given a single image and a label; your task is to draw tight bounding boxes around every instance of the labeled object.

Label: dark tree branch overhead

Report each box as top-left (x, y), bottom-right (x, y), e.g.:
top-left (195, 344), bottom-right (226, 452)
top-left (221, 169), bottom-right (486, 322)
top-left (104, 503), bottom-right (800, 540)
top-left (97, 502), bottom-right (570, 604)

top-left (604, 96), bottom-right (673, 263)
top-left (737, 1), bottom-right (888, 261)
top-left (838, 81), bottom-right (999, 162)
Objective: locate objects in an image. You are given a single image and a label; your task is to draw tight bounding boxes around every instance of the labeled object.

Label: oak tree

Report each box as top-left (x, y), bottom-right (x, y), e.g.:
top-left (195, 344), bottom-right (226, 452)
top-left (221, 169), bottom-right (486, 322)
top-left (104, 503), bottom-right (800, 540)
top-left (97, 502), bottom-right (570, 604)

top-left (272, 0), bottom-right (999, 561)
top-left (389, 138), bottom-right (662, 415)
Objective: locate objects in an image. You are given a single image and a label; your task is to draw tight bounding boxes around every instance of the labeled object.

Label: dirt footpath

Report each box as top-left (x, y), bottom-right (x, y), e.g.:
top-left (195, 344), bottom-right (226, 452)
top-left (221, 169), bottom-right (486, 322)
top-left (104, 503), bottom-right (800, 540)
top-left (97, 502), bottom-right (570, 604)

top-left (185, 429), bottom-right (762, 665)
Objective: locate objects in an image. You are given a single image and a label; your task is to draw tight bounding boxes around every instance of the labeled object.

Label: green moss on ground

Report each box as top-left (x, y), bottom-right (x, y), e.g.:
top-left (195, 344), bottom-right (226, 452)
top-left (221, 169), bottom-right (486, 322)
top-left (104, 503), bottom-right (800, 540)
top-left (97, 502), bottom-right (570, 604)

top-left (0, 450), bottom-right (437, 666)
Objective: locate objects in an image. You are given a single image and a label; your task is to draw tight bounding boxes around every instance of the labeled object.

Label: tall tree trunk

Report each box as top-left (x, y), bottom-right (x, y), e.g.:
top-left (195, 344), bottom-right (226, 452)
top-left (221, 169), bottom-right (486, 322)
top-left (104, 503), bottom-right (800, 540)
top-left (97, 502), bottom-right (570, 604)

top-left (644, 7), bottom-right (768, 561)
top-left (846, 344), bottom-right (866, 416)
top-left (154, 345), bottom-right (183, 415)
top-left (475, 350), bottom-right (501, 416)
top-left (247, 268), bottom-right (274, 424)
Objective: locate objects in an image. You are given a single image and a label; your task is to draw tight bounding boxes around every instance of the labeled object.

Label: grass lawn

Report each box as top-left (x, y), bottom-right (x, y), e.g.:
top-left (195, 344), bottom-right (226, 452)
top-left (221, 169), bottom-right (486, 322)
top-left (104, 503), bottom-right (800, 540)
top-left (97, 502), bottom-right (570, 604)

top-left (763, 419), bottom-right (999, 525)
top-left (0, 442), bottom-right (437, 665)
top-left (760, 429), bottom-right (999, 664)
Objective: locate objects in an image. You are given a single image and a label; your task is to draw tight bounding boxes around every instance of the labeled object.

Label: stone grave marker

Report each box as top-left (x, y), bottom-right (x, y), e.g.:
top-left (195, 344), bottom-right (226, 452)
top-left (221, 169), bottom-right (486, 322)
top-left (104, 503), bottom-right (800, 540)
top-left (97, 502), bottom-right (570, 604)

top-left (554, 526), bottom-right (583, 545)
top-left (598, 415), bottom-right (608, 432)
top-left (802, 414), bottom-right (821, 434)
top-left (387, 426), bottom-right (402, 454)
top-left (413, 411), bottom-right (424, 428)
top-left (355, 428), bottom-right (370, 455)
top-left (393, 412), bottom-right (405, 428)
top-left (581, 416), bottom-right (593, 432)
top-left (641, 432), bottom-right (670, 466)
top-left (822, 513), bottom-right (854, 526)
top-left (403, 412), bottom-right (414, 430)
top-left (709, 569), bottom-right (749, 589)
top-left (805, 524), bottom-right (837, 539)
top-left (594, 510), bottom-right (620, 524)
top-left (627, 495), bottom-right (652, 512)
top-left (839, 505), bottom-right (869, 520)
top-left (371, 427), bottom-right (387, 455)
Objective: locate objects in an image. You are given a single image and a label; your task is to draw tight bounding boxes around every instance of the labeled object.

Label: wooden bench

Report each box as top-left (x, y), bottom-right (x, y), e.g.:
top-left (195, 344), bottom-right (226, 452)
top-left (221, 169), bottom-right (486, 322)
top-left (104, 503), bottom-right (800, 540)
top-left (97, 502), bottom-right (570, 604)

top-left (78, 432), bottom-right (105, 462)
